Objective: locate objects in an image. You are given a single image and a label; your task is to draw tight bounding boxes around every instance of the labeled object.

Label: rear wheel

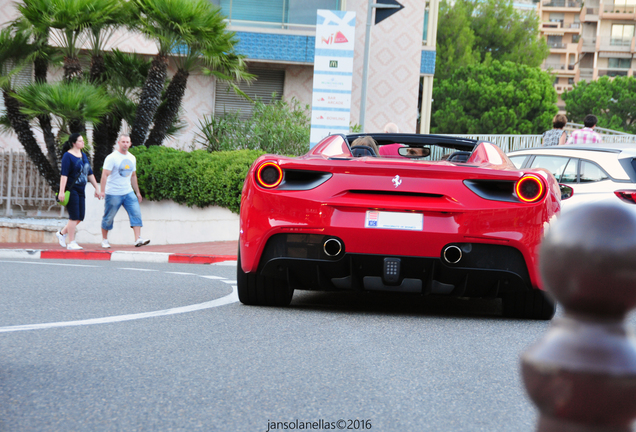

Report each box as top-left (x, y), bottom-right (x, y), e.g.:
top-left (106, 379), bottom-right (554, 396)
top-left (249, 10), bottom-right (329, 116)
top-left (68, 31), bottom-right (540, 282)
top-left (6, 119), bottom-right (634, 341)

top-left (237, 252), bottom-right (294, 306)
top-left (502, 290), bottom-right (555, 320)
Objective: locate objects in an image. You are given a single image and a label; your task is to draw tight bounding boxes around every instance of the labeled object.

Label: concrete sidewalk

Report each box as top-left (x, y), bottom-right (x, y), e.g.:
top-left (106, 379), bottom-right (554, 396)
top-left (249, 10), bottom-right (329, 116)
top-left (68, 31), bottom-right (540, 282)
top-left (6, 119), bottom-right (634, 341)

top-left (0, 240), bottom-right (238, 264)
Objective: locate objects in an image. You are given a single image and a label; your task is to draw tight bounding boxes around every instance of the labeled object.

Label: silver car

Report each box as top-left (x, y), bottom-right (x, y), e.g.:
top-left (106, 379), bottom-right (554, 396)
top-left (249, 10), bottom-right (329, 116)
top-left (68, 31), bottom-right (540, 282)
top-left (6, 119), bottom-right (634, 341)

top-left (507, 144), bottom-right (636, 214)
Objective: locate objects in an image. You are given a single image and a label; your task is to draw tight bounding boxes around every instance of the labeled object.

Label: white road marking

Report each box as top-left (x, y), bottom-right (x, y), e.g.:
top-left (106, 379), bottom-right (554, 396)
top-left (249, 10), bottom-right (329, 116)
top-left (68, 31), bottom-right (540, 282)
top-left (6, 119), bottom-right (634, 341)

top-left (211, 261), bottom-right (237, 266)
top-left (118, 268), bottom-right (159, 272)
top-left (0, 287), bottom-right (239, 333)
top-left (0, 261), bottom-right (241, 333)
top-left (0, 260), bottom-right (98, 268)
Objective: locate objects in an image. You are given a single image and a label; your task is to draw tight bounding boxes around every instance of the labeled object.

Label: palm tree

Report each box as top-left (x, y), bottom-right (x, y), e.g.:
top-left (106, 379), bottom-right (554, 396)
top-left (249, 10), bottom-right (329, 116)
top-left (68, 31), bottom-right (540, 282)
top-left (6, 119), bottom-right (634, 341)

top-left (13, 0), bottom-right (62, 170)
top-left (92, 50), bottom-right (152, 180)
top-left (144, 3), bottom-right (252, 147)
top-left (0, 27), bottom-right (59, 188)
top-left (85, 0), bottom-right (132, 84)
top-left (13, 81), bottom-right (114, 142)
top-left (130, 0), bottom-right (250, 147)
top-left (83, 0), bottom-right (136, 179)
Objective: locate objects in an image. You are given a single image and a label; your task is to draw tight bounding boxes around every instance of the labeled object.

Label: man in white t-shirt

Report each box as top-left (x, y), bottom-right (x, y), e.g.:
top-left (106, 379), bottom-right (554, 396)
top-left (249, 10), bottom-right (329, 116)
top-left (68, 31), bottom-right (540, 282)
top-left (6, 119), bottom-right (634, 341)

top-left (98, 134), bottom-right (150, 248)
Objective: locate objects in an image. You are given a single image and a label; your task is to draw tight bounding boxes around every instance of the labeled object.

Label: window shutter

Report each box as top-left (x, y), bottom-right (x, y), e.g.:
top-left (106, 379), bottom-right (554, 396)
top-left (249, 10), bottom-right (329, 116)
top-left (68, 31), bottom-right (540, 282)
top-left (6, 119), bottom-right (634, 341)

top-left (214, 68), bottom-right (285, 119)
top-left (221, 0), bottom-right (286, 23)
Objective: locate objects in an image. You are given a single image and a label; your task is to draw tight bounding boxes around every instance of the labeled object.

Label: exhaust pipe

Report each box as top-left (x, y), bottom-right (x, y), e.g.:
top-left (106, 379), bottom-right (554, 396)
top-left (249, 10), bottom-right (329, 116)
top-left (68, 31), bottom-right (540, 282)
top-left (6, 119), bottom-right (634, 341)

top-left (443, 245), bottom-right (462, 264)
top-left (324, 238), bottom-right (343, 257)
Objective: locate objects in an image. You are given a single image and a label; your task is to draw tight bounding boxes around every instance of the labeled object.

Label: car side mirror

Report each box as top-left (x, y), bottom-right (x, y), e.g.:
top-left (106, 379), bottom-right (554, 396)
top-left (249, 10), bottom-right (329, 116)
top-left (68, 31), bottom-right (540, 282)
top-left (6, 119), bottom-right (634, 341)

top-left (560, 184), bottom-right (574, 200)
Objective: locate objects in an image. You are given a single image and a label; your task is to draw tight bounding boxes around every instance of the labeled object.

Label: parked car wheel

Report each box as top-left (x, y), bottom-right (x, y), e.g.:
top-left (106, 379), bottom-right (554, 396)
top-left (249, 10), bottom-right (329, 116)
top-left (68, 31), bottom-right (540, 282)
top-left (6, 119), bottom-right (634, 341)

top-left (502, 290), bottom-right (555, 320)
top-left (237, 252), bottom-right (294, 306)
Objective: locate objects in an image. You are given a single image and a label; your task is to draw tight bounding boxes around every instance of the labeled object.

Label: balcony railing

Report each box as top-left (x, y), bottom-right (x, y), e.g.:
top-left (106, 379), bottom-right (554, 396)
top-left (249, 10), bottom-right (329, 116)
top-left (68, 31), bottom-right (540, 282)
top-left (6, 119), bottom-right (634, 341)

top-left (555, 84), bottom-right (574, 93)
top-left (548, 42), bottom-right (566, 48)
top-left (598, 69), bottom-right (629, 77)
top-left (609, 38), bottom-right (632, 47)
top-left (602, 5), bottom-right (636, 14)
top-left (543, 0), bottom-right (582, 8)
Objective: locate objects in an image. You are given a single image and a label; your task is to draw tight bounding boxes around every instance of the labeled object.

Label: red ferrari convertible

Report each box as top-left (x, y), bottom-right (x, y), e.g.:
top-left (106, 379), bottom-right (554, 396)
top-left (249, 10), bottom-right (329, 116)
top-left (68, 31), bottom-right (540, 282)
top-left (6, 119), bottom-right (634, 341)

top-left (238, 133), bottom-right (564, 319)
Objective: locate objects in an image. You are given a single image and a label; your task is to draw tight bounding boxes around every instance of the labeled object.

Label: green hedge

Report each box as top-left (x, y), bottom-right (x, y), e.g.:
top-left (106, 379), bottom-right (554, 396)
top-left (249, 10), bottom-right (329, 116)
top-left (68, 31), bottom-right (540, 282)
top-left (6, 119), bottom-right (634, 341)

top-left (130, 146), bottom-right (265, 214)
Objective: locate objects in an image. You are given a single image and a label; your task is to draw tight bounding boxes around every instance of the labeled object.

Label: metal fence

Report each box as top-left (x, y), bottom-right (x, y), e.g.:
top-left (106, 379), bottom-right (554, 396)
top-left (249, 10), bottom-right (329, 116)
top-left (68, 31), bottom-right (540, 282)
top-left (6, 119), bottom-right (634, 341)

top-left (0, 150), bottom-right (59, 216)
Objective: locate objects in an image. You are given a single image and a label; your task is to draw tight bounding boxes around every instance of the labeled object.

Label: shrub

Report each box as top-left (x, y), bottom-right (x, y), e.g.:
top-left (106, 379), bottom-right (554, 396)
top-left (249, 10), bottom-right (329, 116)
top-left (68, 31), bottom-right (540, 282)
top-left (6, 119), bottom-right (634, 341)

top-left (195, 97), bottom-right (311, 155)
top-left (130, 146), bottom-right (265, 213)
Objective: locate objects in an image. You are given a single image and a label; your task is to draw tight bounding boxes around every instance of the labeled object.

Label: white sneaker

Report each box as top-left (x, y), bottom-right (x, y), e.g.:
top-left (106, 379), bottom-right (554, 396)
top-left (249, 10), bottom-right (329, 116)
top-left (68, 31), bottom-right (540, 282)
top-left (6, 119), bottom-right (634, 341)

top-left (134, 237), bottom-right (150, 247)
top-left (56, 231), bottom-right (67, 248)
top-left (101, 239), bottom-right (111, 249)
top-left (67, 241), bottom-right (83, 250)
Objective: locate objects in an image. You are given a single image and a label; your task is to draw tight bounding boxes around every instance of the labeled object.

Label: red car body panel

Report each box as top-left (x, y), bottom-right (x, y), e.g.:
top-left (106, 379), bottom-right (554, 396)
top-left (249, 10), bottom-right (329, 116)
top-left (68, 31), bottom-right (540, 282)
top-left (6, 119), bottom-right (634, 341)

top-left (240, 135), bottom-right (561, 295)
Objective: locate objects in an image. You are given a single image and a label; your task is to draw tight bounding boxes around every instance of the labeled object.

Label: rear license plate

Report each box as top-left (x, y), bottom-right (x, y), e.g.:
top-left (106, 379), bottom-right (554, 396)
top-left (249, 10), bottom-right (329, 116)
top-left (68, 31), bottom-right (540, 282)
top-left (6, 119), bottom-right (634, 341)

top-left (364, 210), bottom-right (423, 231)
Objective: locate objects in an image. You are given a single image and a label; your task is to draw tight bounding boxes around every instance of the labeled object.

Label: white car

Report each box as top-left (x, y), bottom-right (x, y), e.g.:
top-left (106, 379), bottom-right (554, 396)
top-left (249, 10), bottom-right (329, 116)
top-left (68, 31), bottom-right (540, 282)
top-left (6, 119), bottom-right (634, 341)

top-left (507, 144), bottom-right (636, 214)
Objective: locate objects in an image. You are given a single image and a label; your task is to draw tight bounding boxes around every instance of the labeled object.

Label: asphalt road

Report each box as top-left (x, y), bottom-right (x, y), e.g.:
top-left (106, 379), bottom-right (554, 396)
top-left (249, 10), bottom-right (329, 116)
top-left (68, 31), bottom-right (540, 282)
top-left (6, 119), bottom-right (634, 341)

top-left (1, 259), bottom-right (634, 432)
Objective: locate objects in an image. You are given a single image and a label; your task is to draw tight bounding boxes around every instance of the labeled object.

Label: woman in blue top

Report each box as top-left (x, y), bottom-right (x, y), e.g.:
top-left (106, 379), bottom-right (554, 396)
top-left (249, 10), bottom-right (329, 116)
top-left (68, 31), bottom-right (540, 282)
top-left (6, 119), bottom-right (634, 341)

top-left (55, 133), bottom-right (101, 250)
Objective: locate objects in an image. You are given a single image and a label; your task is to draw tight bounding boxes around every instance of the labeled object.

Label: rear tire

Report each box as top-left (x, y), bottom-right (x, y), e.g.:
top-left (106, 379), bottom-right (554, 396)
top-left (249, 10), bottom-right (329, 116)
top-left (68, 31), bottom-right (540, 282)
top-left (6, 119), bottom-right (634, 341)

top-left (237, 251), bottom-right (294, 307)
top-left (502, 290), bottom-right (555, 320)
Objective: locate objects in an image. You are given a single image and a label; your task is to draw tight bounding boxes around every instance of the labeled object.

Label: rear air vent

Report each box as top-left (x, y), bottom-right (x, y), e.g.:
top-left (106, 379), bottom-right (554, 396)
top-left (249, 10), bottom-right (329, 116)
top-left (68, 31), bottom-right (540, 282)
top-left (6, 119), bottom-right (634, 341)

top-left (349, 190), bottom-right (443, 198)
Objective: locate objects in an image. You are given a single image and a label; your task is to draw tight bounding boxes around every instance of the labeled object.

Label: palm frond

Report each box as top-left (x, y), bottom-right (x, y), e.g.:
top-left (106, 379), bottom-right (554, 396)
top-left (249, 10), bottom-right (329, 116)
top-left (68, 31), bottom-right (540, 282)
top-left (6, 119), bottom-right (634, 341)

top-left (13, 81), bottom-right (115, 128)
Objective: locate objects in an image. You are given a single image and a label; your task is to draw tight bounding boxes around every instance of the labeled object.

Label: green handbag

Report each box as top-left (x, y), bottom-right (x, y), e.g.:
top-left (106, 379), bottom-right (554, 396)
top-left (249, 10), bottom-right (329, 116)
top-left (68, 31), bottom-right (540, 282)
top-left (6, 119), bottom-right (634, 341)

top-left (56, 190), bottom-right (71, 206)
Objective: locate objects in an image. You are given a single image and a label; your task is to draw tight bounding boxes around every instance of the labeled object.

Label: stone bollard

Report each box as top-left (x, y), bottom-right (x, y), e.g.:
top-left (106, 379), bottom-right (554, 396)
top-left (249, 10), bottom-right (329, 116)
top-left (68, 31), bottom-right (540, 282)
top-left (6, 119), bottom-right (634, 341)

top-left (521, 203), bottom-right (636, 432)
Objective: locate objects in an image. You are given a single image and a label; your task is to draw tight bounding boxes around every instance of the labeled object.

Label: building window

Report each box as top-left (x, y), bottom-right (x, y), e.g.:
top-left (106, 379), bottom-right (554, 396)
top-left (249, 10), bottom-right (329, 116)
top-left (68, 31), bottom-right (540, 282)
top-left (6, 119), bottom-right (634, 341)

top-left (547, 35), bottom-right (563, 48)
top-left (608, 58), bottom-right (632, 69)
top-left (568, 78), bottom-right (574, 84)
top-left (610, 24), bottom-right (634, 46)
top-left (214, 68), bottom-right (285, 120)
top-left (423, 8), bottom-right (429, 42)
top-left (213, 0), bottom-right (342, 27)
top-left (612, 0), bottom-right (636, 6)
top-left (572, 34), bottom-right (580, 43)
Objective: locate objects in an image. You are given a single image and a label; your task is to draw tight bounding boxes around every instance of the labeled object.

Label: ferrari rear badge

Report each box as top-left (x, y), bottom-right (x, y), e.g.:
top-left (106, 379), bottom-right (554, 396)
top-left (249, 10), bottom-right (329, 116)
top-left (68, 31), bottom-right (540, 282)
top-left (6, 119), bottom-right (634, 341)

top-left (392, 175), bottom-right (402, 188)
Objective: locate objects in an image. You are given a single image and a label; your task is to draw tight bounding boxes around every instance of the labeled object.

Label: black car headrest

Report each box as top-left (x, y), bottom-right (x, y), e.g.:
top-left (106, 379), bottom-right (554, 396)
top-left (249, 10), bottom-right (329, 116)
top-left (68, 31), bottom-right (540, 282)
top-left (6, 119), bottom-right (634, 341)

top-left (351, 145), bottom-right (377, 157)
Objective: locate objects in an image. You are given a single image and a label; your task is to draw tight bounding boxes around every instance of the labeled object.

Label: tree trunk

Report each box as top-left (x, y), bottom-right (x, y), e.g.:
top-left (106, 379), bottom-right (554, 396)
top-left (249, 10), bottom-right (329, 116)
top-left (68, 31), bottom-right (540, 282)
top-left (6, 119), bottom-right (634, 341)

top-left (3, 89), bottom-right (58, 189)
top-left (63, 56), bottom-right (83, 82)
top-left (64, 56), bottom-right (86, 136)
top-left (145, 68), bottom-right (189, 147)
top-left (89, 54), bottom-right (106, 84)
top-left (34, 55), bottom-right (59, 176)
top-left (92, 113), bottom-right (122, 182)
top-left (130, 54), bottom-right (168, 147)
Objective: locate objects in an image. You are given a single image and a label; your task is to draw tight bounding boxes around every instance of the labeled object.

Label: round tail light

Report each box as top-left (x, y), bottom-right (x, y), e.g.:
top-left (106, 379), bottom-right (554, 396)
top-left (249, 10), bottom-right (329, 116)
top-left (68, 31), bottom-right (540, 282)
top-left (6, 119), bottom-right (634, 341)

top-left (516, 175), bottom-right (545, 203)
top-left (256, 162), bottom-right (283, 188)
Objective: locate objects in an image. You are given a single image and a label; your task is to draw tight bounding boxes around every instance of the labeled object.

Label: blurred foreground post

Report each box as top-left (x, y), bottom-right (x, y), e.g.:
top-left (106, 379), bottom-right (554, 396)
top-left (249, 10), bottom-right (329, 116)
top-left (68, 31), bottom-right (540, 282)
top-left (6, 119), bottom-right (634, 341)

top-left (521, 203), bottom-right (636, 432)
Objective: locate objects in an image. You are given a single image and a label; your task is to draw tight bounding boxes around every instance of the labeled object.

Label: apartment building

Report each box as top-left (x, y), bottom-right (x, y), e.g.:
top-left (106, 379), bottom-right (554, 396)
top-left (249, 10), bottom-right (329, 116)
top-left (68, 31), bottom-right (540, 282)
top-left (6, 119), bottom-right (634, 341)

top-left (0, 0), bottom-right (433, 151)
top-left (538, 0), bottom-right (636, 109)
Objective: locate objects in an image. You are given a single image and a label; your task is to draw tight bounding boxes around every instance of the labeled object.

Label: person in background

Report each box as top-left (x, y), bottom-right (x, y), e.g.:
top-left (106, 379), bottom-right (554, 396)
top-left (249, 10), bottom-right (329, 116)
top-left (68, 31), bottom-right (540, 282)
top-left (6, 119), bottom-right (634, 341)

top-left (542, 114), bottom-right (569, 146)
top-left (566, 114), bottom-right (603, 145)
top-left (379, 122), bottom-right (405, 157)
top-left (98, 134), bottom-right (150, 248)
top-left (56, 133), bottom-right (101, 250)
top-left (383, 122), bottom-right (399, 134)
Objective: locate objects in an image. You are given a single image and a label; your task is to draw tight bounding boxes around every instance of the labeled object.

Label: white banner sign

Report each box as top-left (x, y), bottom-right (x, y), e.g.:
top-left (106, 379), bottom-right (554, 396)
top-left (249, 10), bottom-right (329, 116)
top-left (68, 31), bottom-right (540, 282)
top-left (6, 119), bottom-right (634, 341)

top-left (310, 10), bottom-right (356, 148)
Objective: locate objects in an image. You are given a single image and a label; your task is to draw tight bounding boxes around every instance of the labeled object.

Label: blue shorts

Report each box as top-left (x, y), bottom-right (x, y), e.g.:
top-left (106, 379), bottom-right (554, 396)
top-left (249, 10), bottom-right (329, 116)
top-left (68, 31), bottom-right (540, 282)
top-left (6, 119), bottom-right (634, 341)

top-left (67, 187), bottom-right (85, 221)
top-left (101, 192), bottom-right (143, 231)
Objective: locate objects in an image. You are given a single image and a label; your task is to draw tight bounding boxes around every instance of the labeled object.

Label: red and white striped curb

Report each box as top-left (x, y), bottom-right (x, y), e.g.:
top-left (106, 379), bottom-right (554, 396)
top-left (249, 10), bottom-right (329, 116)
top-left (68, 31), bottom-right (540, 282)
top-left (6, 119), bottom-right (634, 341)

top-left (0, 248), bottom-right (237, 264)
